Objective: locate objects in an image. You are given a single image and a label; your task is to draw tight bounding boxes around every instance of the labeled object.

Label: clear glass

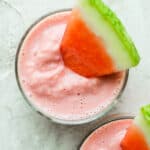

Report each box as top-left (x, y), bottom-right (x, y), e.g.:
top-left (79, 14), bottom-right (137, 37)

top-left (79, 115), bottom-right (134, 149)
top-left (15, 9), bottom-right (129, 125)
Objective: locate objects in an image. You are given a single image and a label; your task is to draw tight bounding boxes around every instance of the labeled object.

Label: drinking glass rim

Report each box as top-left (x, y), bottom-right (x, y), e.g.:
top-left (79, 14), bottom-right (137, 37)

top-left (79, 115), bottom-right (134, 150)
top-left (15, 9), bottom-right (129, 125)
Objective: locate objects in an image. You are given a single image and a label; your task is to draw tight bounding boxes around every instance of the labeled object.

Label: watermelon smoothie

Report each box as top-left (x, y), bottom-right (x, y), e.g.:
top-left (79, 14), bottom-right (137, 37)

top-left (80, 117), bottom-right (133, 150)
top-left (16, 10), bottom-right (128, 124)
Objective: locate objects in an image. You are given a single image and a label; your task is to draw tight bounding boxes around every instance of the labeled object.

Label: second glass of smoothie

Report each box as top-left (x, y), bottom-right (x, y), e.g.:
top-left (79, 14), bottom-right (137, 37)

top-left (80, 116), bottom-right (133, 150)
top-left (16, 10), bottom-right (128, 125)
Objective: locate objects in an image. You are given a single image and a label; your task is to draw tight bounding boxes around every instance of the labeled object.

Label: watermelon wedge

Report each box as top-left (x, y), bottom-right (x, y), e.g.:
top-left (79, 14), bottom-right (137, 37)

top-left (121, 105), bottom-right (150, 150)
top-left (61, 0), bottom-right (140, 77)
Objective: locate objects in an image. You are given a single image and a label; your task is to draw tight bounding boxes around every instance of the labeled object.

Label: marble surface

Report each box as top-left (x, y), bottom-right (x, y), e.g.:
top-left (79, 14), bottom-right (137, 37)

top-left (1, 0), bottom-right (150, 149)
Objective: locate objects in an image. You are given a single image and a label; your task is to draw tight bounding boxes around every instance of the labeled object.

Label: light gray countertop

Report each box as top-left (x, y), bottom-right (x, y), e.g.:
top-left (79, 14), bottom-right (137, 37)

top-left (1, 0), bottom-right (150, 149)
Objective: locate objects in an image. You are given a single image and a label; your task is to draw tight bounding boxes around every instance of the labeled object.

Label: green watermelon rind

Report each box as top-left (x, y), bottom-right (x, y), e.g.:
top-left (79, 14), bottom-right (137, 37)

top-left (141, 105), bottom-right (150, 124)
top-left (77, 0), bottom-right (140, 68)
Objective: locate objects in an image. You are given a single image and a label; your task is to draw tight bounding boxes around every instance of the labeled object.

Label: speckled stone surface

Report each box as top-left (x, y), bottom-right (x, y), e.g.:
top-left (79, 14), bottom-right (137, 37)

top-left (0, 0), bottom-right (150, 149)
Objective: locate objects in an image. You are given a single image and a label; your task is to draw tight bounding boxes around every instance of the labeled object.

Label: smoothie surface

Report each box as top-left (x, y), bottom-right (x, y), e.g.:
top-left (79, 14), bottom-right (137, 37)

top-left (18, 11), bottom-right (127, 121)
top-left (80, 119), bottom-right (132, 150)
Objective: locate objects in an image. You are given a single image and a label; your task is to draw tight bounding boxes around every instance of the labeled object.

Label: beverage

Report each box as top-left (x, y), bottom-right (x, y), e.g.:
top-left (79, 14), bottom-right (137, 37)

top-left (16, 10), bottom-right (128, 124)
top-left (80, 117), bottom-right (133, 150)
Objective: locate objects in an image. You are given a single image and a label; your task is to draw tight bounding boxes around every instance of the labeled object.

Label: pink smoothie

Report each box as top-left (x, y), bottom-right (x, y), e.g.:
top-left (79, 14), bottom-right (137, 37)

top-left (80, 119), bottom-right (133, 150)
top-left (18, 11), bottom-right (127, 122)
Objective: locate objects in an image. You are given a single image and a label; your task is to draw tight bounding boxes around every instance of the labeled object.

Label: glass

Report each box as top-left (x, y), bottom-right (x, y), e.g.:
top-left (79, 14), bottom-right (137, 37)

top-left (79, 115), bottom-right (134, 149)
top-left (15, 9), bottom-right (129, 125)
